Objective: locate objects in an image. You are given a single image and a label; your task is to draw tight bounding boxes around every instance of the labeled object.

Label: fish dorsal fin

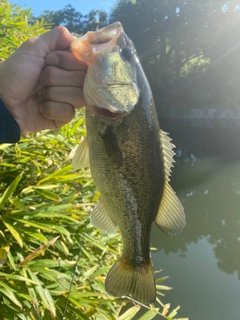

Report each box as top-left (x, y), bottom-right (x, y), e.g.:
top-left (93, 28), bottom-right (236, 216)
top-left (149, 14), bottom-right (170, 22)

top-left (154, 130), bottom-right (186, 236)
top-left (90, 198), bottom-right (118, 234)
top-left (154, 182), bottom-right (185, 236)
top-left (160, 130), bottom-right (175, 183)
top-left (70, 137), bottom-right (89, 170)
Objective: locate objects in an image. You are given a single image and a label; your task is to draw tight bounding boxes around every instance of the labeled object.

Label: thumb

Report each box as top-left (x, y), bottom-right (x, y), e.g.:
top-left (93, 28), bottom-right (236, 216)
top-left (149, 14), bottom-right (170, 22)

top-left (20, 26), bottom-right (77, 58)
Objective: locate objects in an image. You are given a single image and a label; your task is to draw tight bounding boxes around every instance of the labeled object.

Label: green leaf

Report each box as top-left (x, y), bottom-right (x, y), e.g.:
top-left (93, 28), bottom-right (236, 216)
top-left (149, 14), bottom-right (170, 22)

top-left (0, 172), bottom-right (22, 209)
top-left (27, 269), bottom-right (56, 317)
top-left (25, 259), bottom-right (76, 269)
top-left (7, 249), bottom-right (16, 271)
top-left (119, 305), bottom-right (141, 320)
top-left (0, 273), bottom-right (35, 284)
top-left (2, 216), bottom-right (23, 247)
top-left (138, 309), bottom-right (159, 320)
top-left (0, 280), bottom-right (22, 308)
top-left (9, 198), bottom-right (27, 210)
top-left (28, 287), bottom-right (39, 313)
top-left (35, 188), bottom-right (61, 201)
top-left (11, 218), bottom-right (56, 232)
top-left (36, 286), bottom-right (56, 317)
top-left (21, 236), bottom-right (59, 265)
top-left (167, 306), bottom-right (180, 318)
top-left (0, 244), bottom-right (10, 268)
top-left (69, 117), bottom-right (85, 136)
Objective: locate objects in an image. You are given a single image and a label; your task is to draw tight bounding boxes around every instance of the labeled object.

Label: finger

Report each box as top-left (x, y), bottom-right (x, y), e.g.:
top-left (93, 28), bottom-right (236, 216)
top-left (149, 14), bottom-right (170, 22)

top-left (43, 86), bottom-right (85, 109)
top-left (40, 66), bottom-right (85, 87)
top-left (20, 26), bottom-right (76, 58)
top-left (45, 51), bottom-right (88, 71)
top-left (39, 101), bottom-right (75, 123)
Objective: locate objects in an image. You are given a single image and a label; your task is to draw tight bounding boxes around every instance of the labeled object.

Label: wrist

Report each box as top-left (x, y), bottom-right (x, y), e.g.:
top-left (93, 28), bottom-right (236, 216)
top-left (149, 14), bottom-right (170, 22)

top-left (0, 98), bottom-right (20, 143)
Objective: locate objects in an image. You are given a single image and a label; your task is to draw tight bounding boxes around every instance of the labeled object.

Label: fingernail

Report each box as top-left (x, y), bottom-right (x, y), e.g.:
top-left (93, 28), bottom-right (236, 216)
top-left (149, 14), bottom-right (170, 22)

top-left (45, 52), bottom-right (59, 66)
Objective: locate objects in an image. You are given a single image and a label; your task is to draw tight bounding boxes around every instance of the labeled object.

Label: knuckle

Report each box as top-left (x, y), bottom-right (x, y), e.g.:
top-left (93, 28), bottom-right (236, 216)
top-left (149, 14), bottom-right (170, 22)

top-left (55, 25), bottom-right (68, 36)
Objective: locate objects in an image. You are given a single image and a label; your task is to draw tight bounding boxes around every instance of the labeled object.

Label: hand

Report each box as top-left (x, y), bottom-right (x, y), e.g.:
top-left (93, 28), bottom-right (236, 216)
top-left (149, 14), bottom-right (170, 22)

top-left (0, 26), bottom-right (87, 134)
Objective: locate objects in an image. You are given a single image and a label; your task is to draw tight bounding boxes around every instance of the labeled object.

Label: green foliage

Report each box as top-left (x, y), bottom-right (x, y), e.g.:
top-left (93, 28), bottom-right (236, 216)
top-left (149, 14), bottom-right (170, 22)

top-left (0, 0), bottom-right (46, 60)
top-left (0, 1), bottom-right (188, 319)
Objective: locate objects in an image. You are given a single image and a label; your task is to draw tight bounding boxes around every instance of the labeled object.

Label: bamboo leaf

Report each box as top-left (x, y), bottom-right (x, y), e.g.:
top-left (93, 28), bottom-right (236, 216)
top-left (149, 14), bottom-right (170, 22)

top-left (27, 269), bottom-right (56, 316)
top-left (0, 273), bottom-right (35, 284)
top-left (69, 117), bottom-right (85, 136)
top-left (35, 188), bottom-right (61, 201)
top-left (138, 309), bottom-right (159, 320)
top-left (0, 280), bottom-right (22, 308)
top-left (21, 236), bottom-right (60, 265)
top-left (0, 244), bottom-right (10, 268)
top-left (0, 172), bottom-right (22, 209)
top-left (162, 303), bottom-right (170, 316)
top-left (28, 287), bottom-right (39, 313)
top-left (36, 286), bottom-right (56, 317)
top-left (9, 198), bottom-right (27, 210)
top-left (2, 216), bottom-right (23, 247)
top-left (119, 305), bottom-right (141, 320)
top-left (167, 306), bottom-right (180, 318)
top-left (6, 249), bottom-right (16, 271)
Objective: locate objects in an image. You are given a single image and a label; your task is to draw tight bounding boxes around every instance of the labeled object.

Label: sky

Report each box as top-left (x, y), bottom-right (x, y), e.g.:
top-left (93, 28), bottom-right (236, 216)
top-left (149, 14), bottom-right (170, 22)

top-left (9, 0), bottom-right (117, 16)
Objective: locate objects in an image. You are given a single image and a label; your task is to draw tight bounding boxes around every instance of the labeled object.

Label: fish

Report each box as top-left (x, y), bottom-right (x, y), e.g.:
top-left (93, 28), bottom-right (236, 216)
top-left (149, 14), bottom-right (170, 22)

top-left (70, 21), bottom-right (186, 304)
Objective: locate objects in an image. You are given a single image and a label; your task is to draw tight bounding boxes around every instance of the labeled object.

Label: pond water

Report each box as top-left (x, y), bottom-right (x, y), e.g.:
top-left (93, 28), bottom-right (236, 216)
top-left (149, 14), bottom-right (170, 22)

top-left (151, 121), bottom-right (240, 319)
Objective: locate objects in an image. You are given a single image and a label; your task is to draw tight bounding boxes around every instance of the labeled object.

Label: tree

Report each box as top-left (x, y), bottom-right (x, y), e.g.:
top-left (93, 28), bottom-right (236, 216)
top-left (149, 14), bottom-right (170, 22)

top-left (37, 4), bottom-right (108, 35)
top-left (39, 4), bottom-right (84, 34)
top-left (110, 0), bottom-right (240, 114)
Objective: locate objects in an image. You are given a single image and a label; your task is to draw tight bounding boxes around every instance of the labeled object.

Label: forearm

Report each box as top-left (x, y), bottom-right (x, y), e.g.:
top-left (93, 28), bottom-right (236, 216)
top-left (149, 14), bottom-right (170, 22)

top-left (0, 99), bottom-right (20, 143)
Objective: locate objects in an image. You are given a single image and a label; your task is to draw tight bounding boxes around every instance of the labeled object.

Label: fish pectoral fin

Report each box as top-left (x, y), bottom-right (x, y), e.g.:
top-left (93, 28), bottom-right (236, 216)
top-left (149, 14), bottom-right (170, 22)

top-left (154, 182), bottom-right (186, 236)
top-left (90, 198), bottom-right (118, 234)
top-left (70, 137), bottom-right (89, 170)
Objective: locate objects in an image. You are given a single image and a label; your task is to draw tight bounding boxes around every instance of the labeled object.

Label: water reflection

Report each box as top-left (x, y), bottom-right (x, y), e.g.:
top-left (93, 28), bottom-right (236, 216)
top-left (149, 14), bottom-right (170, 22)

top-left (151, 131), bottom-right (240, 319)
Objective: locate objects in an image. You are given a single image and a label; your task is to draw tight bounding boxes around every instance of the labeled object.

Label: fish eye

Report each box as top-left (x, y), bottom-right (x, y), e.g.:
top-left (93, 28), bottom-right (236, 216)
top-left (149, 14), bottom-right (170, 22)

top-left (120, 47), bottom-right (134, 62)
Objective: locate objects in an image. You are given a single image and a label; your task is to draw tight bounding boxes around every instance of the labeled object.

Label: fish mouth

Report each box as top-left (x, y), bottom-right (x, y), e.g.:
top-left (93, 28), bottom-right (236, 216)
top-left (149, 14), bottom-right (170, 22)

top-left (106, 83), bottom-right (131, 87)
top-left (88, 105), bottom-right (124, 119)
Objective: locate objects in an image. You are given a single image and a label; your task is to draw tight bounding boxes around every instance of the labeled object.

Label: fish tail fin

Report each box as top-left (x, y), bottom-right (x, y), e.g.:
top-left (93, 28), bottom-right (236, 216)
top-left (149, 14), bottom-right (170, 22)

top-left (105, 256), bottom-right (156, 304)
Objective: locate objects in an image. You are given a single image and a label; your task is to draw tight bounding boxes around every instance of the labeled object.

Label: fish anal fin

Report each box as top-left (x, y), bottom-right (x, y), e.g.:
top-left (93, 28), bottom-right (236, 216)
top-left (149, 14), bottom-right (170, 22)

top-left (155, 182), bottom-right (186, 236)
top-left (105, 256), bottom-right (156, 304)
top-left (70, 137), bottom-right (89, 170)
top-left (90, 198), bottom-right (118, 234)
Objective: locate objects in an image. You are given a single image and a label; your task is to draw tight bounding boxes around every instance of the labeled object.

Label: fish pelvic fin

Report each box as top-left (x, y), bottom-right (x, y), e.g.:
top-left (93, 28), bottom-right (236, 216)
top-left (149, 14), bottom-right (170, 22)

top-left (70, 137), bottom-right (89, 170)
top-left (105, 256), bottom-right (156, 304)
top-left (90, 198), bottom-right (118, 234)
top-left (154, 182), bottom-right (186, 236)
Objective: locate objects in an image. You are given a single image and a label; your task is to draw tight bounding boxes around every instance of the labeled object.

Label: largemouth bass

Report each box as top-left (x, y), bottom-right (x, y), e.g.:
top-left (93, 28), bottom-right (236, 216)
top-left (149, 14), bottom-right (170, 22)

top-left (70, 22), bottom-right (185, 304)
